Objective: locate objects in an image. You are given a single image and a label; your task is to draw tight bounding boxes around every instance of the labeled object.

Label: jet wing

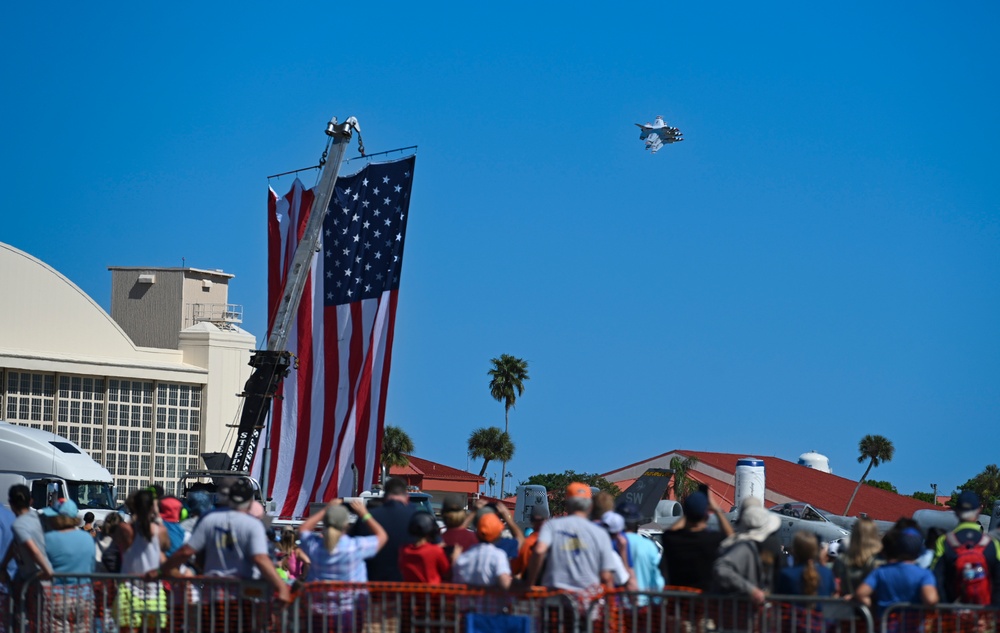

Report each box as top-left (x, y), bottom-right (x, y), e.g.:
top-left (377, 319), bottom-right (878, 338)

top-left (636, 123), bottom-right (683, 152)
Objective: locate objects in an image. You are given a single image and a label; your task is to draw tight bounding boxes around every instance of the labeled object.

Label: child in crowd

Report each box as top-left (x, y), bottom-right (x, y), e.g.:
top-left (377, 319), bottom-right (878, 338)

top-left (453, 513), bottom-right (512, 589)
top-left (399, 511), bottom-right (451, 584)
top-left (276, 528), bottom-right (311, 582)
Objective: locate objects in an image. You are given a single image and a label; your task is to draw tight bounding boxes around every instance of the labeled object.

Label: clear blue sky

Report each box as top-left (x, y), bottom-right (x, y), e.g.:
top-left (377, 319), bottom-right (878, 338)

top-left (3, 3), bottom-right (998, 501)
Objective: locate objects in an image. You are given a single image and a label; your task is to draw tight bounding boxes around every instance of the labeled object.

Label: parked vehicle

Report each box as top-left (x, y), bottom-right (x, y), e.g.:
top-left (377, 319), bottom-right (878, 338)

top-left (0, 421), bottom-right (116, 522)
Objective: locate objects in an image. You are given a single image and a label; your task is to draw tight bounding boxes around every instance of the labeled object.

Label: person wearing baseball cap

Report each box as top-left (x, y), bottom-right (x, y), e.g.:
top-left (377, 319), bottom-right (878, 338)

top-left (599, 510), bottom-right (636, 589)
top-left (525, 482), bottom-right (618, 591)
top-left (931, 491), bottom-right (1000, 605)
top-left (855, 525), bottom-right (938, 616)
top-left (399, 511), bottom-right (451, 584)
top-left (617, 502), bottom-right (665, 600)
top-left (441, 493), bottom-right (478, 553)
top-left (39, 497), bottom-right (97, 631)
top-left (153, 477), bottom-right (290, 624)
top-left (660, 491), bottom-right (733, 592)
top-left (472, 500), bottom-right (524, 561)
top-left (511, 505), bottom-right (549, 578)
top-left (452, 513), bottom-right (513, 589)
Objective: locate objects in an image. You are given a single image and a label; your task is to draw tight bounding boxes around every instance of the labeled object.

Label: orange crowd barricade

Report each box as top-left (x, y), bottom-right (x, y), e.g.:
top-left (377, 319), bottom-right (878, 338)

top-left (10, 574), bottom-right (1000, 633)
top-left (16, 573), bottom-right (274, 633)
top-left (882, 602), bottom-right (999, 633)
top-left (291, 581), bottom-right (581, 633)
top-left (586, 588), bottom-right (877, 633)
top-left (764, 595), bottom-right (874, 633)
top-left (11, 575), bottom-right (581, 633)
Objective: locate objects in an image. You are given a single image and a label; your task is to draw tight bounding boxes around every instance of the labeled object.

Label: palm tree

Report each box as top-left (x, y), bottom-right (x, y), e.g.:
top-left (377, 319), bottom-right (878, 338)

top-left (380, 425), bottom-right (414, 483)
top-left (844, 434), bottom-right (895, 515)
top-left (669, 455), bottom-right (700, 501)
top-left (467, 426), bottom-right (515, 479)
top-left (488, 354), bottom-right (529, 496)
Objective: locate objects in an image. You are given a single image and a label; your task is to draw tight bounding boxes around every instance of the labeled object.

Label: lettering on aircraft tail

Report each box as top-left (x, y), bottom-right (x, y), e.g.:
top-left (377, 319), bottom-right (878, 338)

top-left (615, 468), bottom-right (674, 524)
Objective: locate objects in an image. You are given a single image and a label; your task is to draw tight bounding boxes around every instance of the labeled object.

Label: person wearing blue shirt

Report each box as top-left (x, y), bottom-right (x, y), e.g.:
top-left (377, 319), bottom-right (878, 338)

top-left (0, 502), bottom-right (17, 582)
top-left (776, 531), bottom-right (836, 597)
top-left (42, 498), bottom-right (96, 633)
top-left (856, 526), bottom-right (938, 619)
top-left (617, 502), bottom-right (665, 604)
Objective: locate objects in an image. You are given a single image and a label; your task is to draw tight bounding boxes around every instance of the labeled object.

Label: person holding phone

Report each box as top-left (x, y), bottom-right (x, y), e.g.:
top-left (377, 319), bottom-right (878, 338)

top-left (660, 489), bottom-right (734, 591)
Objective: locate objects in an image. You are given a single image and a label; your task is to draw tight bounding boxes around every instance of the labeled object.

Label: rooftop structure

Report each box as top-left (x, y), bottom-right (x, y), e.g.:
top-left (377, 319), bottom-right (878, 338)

top-left (603, 448), bottom-right (937, 522)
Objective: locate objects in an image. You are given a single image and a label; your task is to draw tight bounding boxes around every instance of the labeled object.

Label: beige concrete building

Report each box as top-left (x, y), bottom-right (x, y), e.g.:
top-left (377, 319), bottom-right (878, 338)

top-left (0, 242), bottom-right (255, 500)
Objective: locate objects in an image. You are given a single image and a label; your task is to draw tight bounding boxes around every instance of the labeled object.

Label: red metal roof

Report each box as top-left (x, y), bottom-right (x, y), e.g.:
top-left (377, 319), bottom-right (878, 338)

top-left (604, 449), bottom-right (937, 522)
top-left (612, 471), bottom-right (738, 512)
top-left (390, 454), bottom-right (485, 483)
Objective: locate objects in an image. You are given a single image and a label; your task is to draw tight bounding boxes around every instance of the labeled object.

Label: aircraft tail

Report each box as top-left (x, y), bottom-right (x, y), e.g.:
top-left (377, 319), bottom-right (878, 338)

top-left (513, 485), bottom-right (551, 530)
top-left (614, 468), bottom-right (674, 524)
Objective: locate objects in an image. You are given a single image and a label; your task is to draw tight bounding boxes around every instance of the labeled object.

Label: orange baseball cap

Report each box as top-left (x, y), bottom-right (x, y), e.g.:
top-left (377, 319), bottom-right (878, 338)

top-left (565, 482), bottom-right (592, 499)
top-left (476, 513), bottom-right (504, 542)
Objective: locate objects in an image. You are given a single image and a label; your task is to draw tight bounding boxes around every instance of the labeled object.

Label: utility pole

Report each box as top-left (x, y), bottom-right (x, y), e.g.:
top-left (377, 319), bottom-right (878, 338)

top-left (931, 483), bottom-right (938, 505)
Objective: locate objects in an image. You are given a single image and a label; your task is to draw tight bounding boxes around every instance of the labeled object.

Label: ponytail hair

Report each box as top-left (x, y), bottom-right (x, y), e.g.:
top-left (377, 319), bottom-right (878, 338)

top-left (322, 504), bottom-right (350, 553)
top-left (132, 489), bottom-right (156, 541)
top-left (323, 525), bottom-right (343, 553)
top-left (792, 530), bottom-right (821, 596)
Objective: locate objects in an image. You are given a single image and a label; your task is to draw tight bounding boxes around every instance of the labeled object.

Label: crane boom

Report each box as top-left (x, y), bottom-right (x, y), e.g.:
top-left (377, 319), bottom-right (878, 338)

top-left (227, 116), bottom-right (362, 480)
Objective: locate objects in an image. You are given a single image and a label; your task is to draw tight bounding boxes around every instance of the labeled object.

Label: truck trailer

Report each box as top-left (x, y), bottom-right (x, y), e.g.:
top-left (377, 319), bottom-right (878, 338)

top-left (0, 421), bottom-right (116, 522)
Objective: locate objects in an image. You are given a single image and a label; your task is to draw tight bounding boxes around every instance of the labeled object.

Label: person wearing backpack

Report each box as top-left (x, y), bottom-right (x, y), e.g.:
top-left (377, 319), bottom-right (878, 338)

top-left (931, 491), bottom-right (1000, 606)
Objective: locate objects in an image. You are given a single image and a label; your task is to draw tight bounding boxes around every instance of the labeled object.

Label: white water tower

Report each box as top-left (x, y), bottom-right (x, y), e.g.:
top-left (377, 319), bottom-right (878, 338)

top-left (797, 451), bottom-right (832, 474)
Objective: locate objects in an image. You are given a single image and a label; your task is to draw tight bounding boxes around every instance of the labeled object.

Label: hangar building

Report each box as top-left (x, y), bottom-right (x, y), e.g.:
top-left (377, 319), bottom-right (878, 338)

top-left (0, 242), bottom-right (255, 500)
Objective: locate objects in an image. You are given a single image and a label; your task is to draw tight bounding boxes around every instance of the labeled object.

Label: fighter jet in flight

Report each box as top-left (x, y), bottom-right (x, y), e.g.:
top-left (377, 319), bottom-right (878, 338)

top-left (636, 115), bottom-right (683, 153)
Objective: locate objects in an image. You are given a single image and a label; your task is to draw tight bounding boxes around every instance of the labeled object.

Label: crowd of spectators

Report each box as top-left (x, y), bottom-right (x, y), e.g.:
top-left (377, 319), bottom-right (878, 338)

top-left (1, 476), bottom-right (998, 632)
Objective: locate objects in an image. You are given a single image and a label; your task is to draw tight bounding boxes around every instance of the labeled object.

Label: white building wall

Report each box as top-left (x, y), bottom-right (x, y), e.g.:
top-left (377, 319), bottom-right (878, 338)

top-left (178, 324), bottom-right (255, 463)
top-left (0, 242), bottom-right (255, 499)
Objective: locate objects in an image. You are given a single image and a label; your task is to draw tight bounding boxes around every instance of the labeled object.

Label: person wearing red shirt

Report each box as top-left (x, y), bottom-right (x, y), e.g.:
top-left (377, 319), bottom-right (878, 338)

top-left (441, 493), bottom-right (478, 554)
top-left (399, 511), bottom-right (452, 583)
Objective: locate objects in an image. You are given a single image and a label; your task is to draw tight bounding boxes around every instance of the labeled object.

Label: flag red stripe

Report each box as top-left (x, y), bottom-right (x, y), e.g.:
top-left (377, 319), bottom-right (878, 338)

top-left (259, 184), bottom-right (297, 490)
top-left (260, 157), bottom-right (412, 516)
top-left (305, 302), bottom-right (340, 505)
top-left (266, 189), bottom-right (281, 333)
top-left (280, 187), bottom-right (316, 516)
top-left (281, 271), bottom-right (314, 517)
top-left (260, 188), bottom-right (282, 482)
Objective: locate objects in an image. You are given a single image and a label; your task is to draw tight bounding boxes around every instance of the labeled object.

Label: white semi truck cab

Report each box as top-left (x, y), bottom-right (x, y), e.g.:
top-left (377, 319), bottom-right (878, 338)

top-left (0, 421), bottom-right (116, 522)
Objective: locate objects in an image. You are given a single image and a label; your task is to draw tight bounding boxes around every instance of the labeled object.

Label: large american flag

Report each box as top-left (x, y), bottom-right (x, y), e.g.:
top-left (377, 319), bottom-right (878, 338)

top-left (255, 155), bottom-right (415, 517)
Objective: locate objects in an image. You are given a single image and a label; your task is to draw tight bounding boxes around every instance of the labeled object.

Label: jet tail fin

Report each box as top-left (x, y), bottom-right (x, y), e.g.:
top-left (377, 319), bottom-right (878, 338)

top-left (615, 468), bottom-right (674, 524)
top-left (513, 485), bottom-right (551, 530)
